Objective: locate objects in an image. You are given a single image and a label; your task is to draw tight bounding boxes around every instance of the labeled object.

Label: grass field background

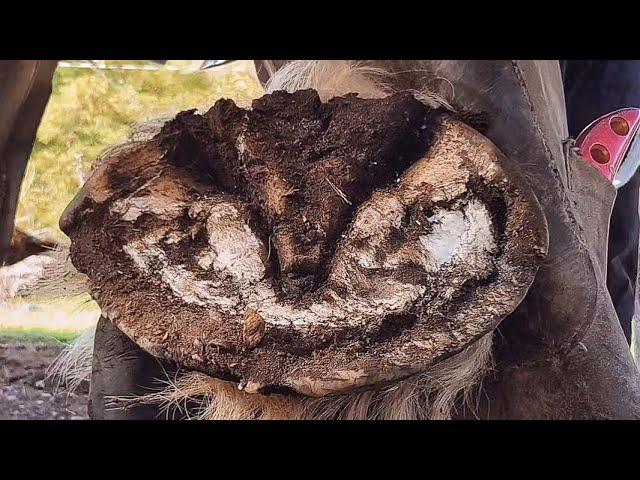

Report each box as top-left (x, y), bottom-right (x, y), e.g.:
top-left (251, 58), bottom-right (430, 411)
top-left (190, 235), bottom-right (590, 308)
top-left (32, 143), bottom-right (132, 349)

top-left (15, 60), bottom-right (263, 240)
top-left (2, 60), bottom-right (263, 341)
top-left (0, 294), bottom-right (98, 343)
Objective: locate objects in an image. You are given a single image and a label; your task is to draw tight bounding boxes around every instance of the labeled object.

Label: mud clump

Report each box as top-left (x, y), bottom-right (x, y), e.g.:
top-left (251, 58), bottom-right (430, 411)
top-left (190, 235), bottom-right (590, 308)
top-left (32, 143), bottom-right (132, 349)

top-left (159, 89), bottom-right (431, 295)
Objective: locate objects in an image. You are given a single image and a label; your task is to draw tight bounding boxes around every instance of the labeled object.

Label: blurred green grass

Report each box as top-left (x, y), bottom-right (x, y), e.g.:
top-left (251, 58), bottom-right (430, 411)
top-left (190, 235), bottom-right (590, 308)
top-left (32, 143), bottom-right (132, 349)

top-left (15, 60), bottom-right (263, 241)
top-left (0, 294), bottom-right (102, 341)
top-left (0, 328), bottom-right (81, 344)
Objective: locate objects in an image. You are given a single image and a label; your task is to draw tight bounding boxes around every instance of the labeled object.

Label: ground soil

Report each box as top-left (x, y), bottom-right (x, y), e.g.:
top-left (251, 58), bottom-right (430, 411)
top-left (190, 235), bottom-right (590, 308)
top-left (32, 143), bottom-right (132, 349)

top-left (0, 340), bottom-right (88, 420)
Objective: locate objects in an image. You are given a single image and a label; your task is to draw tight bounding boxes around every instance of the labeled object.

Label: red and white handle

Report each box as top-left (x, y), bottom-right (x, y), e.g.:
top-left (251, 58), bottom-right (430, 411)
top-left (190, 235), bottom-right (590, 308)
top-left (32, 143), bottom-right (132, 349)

top-left (575, 108), bottom-right (640, 187)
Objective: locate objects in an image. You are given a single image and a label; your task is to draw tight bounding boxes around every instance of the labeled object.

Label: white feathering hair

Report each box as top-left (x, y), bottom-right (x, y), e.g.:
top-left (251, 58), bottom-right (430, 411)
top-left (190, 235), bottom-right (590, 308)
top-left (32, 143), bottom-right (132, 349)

top-left (47, 326), bottom-right (96, 394)
top-left (16, 242), bottom-right (91, 298)
top-left (112, 333), bottom-right (493, 420)
top-left (266, 60), bottom-right (455, 110)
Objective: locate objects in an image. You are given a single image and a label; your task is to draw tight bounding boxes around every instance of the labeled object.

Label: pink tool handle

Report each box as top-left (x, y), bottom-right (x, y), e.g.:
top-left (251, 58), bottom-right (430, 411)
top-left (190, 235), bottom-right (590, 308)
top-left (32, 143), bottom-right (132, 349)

top-left (575, 108), bottom-right (640, 183)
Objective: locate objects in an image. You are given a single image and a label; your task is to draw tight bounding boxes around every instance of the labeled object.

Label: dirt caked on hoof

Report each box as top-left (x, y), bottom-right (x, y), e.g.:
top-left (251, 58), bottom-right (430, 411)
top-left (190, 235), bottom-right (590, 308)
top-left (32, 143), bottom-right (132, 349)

top-left (60, 89), bottom-right (548, 397)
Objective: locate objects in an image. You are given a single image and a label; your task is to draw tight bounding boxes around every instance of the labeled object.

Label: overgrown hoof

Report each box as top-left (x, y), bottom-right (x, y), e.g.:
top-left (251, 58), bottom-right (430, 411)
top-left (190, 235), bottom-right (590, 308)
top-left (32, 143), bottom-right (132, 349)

top-left (61, 90), bottom-right (548, 397)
